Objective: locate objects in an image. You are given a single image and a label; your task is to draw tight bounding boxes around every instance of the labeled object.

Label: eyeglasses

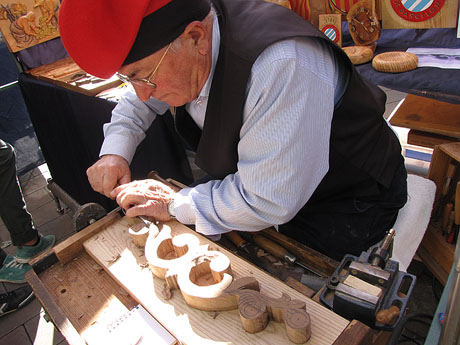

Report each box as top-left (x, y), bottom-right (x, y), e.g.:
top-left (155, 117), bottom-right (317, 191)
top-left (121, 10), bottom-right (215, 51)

top-left (116, 42), bottom-right (172, 89)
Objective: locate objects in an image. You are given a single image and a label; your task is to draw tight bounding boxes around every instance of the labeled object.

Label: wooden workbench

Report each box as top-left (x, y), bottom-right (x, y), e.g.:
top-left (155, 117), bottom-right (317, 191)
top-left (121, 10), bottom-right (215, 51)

top-left (26, 209), bottom-right (386, 345)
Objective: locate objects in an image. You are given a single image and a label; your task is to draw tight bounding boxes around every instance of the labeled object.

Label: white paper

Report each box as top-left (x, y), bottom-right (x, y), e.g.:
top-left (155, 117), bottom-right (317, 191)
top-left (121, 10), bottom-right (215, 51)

top-left (407, 47), bottom-right (460, 69)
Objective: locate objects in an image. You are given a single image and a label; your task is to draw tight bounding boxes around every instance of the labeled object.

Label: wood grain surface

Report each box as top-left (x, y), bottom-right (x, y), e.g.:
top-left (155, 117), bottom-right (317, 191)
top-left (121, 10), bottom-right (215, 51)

top-left (389, 94), bottom-right (460, 139)
top-left (83, 217), bottom-right (349, 345)
top-left (381, 0), bottom-right (459, 29)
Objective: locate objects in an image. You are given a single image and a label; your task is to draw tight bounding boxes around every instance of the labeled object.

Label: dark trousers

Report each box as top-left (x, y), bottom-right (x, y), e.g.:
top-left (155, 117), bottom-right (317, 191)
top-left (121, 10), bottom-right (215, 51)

top-left (0, 248), bottom-right (6, 266)
top-left (0, 139), bottom-right (37, 246)
top-left (279, 162), bottom-right (408, 261)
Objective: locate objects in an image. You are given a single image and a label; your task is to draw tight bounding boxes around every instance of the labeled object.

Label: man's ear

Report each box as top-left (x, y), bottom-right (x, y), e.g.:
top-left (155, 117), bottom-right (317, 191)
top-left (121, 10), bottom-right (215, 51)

top-left (183, 21), bottom-right (209, 55)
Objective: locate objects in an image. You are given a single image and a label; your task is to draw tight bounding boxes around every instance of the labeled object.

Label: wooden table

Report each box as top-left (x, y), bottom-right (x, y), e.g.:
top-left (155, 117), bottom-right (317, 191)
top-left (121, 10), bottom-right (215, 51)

top-left (26, 209), bottom-right (388, 345)
top-left (389, 94), bottom-right (460, 149)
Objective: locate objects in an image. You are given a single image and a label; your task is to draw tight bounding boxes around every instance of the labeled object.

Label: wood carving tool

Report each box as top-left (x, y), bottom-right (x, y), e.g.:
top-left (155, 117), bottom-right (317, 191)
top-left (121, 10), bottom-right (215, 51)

top-left (448, 181), bottom-right (460, 244)
top-left (320, 229), bottom-right (416, 331)
top-left (441, 202), bottom-right (453, 235)
top-left (224, 231), bottom-right (282, 278)
top-left (252, 234), bottom-right (325, 277)
top-left (434, 162), bottom-right (457, 219)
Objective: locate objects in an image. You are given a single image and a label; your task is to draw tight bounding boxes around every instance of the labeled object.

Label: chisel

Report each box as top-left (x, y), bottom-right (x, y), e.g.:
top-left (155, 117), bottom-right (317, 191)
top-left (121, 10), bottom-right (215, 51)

top-left (435, 162), bottom-right (457, 219)
top-left (252, 234), bottom-right (325, 277)
top-left (448, 181), bottom-right (460, 244)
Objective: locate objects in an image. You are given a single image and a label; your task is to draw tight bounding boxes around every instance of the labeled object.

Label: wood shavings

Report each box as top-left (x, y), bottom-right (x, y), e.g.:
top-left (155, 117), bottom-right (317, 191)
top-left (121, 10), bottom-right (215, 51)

top-left (106, 253), bottom-right (121, 264)
top-left (138, 262), bottom-right (149, 269)
top-left (208, 312), bottom-right (219, 319)
top-left (162, 283), bottom-right (172, 300)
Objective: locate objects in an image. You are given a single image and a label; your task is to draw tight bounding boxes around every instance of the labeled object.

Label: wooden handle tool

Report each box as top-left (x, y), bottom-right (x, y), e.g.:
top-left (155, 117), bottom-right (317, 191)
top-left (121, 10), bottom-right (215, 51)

top-left (448, 181), bottom-right (460, 244)
top-left (225, 231), bottom-right (283, 278)
top-left (435, 162), bottom-right (457, 219)
top-left (225, 231), bottom-right (247, 249)
top-left (253, 234), bottom-right (290, 261)
top-left (442, 203), bottom-right (454, 235)
top-left (252, 234), bottom-right (324, 276)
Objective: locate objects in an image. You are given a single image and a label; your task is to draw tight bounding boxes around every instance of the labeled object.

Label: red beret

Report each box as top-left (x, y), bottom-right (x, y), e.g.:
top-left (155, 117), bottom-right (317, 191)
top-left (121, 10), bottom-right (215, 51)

top-left (59, 0), bottom-right (211, 78)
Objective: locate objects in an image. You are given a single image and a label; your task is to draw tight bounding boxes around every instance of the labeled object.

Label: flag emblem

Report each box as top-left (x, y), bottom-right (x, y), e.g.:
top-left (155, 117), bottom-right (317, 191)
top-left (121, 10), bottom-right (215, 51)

top-left (322, 24), bottom-right (340, 43)
top-left (390, 0), bottom-right (445, 22)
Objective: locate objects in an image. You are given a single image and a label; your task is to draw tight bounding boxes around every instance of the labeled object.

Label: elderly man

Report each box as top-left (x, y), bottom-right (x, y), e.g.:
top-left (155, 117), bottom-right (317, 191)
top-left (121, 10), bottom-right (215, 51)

top-left (59, 0), bottom-right (407, 261)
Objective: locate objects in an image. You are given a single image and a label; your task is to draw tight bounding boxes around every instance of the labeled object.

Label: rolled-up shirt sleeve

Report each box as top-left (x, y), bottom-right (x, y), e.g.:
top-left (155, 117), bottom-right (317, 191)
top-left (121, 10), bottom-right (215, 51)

top-left (100, 87), bottom-right (170, 163)
top-left (176, 38), bottom-right (339, 236)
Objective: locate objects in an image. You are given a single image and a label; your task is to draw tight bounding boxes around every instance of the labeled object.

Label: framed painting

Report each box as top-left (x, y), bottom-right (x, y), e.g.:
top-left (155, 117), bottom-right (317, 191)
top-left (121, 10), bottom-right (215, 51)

top-left (0, 0), bottom-right (60, 53)
top-left (381, 0), bottom-right (459, 29)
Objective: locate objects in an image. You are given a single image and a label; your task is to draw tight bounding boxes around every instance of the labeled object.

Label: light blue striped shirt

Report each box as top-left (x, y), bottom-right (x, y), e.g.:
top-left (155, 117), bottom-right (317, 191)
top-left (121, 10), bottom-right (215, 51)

top-left (101, 16), bottom-right (345, 236)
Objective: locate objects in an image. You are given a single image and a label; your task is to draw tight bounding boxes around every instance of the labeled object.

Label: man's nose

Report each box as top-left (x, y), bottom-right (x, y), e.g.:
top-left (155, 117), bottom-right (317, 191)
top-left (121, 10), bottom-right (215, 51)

top-left (133, 84), bottom-right (154, 102)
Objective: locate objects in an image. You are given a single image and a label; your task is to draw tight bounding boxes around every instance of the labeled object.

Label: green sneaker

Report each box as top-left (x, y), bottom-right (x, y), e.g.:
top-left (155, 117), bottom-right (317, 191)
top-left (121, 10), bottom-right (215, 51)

top-left (15, 234), bottom-right (55, 264)
top-left (0, 255), bottom-right (31, 283)
top-left (0, 285), bottom-right (34, 317)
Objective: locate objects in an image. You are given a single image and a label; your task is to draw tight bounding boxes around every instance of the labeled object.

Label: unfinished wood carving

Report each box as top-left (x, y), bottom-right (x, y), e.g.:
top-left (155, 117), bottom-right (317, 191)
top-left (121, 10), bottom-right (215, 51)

top-left (145, 229), bottom-right (311, 344)
top-left (128, 221), bottom-right (159, 247)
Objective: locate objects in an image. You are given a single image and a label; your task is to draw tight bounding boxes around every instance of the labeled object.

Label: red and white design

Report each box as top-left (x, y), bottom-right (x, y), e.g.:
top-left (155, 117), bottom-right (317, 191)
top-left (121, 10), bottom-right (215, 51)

top-left (390, 0), bottom-right (446, 22)
top-left (322, 24), bottom-right (340, 43)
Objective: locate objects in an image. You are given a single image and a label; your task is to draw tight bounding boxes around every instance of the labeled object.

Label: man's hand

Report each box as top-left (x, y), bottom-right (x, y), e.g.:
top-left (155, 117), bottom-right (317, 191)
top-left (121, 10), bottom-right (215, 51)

top-left (87, 155), bottom-right (131, 198)
top-left (111, 179), bottom-right (175, 221)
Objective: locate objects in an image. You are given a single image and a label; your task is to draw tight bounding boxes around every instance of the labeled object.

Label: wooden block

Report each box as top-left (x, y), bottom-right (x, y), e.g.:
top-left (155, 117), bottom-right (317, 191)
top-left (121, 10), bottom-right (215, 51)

top-left (382, 0), bottom-right (459, 29)
top-left (407, 130), bottom-right (460, 149)
top-left (83, 218), bottom-right (349, 345)
top-left (342, 45), bottom-right (375, 65)
top-left (419, 223), bottom-right (454, 285)
top-left (53, 208), bottom-right (121, 264)
top-left (319, 14), bottom-right (342, 46)
top-left (343, 275), bottom-right (382, 297)
top-left (389, 94), bottom-right (460, 139)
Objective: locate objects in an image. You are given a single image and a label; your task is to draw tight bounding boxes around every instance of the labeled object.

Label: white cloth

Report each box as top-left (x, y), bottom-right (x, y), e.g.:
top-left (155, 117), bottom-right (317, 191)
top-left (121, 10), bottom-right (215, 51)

top-left (392, 174), bottom-right (436, 272)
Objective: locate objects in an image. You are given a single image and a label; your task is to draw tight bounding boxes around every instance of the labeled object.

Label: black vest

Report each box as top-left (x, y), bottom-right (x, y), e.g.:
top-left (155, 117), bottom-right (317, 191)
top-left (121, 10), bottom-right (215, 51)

top-left (175, 0), bottom-right (403, 210)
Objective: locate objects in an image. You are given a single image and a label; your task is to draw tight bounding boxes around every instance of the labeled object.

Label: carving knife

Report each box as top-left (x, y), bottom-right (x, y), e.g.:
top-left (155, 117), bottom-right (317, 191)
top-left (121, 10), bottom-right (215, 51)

top-left (252, 233), bottom-right (325, 277)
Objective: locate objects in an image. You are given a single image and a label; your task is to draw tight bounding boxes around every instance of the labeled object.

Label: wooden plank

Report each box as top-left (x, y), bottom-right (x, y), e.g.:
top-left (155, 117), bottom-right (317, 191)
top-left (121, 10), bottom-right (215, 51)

top-left (53, 208), bottom-right (121, 264)
top-left (407, 130), bottom-right (459, 149)
top-left (83, 217), bottom-right (350, 345)
top-left (438, 142), bottom-right (460, 164)
top-left (26, 269), bottom-right (86, 345)
top-left (35, 250), bottom-right (138, 333)
top-left (262, 227), bottom-right (339, 277)
top-left (332, 320), bottom-right (373, 345)
top-left (381, 0), bottom-right (458, 29)
top-left (389, 95), bottom-right (460, 139)
top-left (285, 276), bottom-right (316, 298)
top-left (419, 224), bottom-right (454, 285)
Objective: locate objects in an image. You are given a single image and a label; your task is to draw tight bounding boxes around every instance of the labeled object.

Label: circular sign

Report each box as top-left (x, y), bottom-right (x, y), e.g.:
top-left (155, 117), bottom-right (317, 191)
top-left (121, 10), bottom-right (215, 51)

top-left (390, 0), bottom-right (445, 22)
top-left (322, 24), bottom-right (340, 44)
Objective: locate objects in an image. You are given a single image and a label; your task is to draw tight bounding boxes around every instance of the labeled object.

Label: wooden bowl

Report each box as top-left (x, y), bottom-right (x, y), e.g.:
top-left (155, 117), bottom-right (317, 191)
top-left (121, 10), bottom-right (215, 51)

top-left (372, 52), bottom-right (418, 73)
top-left (343, 45), bottom-right (376, 65)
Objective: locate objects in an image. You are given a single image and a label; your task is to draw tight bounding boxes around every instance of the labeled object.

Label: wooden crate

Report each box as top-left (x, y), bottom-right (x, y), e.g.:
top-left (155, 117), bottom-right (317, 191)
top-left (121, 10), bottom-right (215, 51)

top-left (418, 143), bottom-right (460, 285)
top-left (25, 57), bottom-right (122, 97)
